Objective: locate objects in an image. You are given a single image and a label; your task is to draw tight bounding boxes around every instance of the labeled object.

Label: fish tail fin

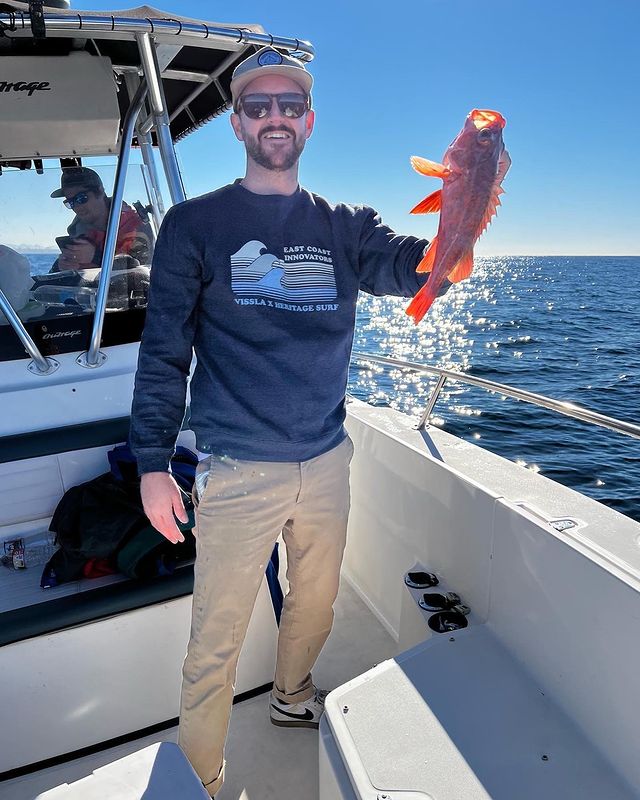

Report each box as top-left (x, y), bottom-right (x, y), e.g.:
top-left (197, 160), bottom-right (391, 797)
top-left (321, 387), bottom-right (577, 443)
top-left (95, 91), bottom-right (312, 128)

top-left (406, 283), bottom-right (436, 324)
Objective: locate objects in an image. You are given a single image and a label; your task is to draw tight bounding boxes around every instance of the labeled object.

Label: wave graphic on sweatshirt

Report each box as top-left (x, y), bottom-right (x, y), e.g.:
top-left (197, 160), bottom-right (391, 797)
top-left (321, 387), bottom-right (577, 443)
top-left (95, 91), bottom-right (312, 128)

top-left (231, 240), bottom-right (337, 302)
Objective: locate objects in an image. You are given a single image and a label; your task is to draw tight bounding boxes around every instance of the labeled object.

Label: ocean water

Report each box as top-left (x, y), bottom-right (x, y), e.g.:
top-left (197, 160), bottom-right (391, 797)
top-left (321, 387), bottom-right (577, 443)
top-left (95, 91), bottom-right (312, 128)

top-left (350, 256), bottom-right (640, 522)
top-left (29, 253), bottom-right (58, 275)
top-left (25, 253), bottom-right (640, 521)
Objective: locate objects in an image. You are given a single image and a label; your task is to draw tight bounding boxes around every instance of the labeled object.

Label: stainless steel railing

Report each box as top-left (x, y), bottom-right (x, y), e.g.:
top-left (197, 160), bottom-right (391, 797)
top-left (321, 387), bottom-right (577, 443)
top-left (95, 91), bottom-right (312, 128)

top-left (0, 287), bottom-right (57, 375)
top-left (81, 80), bottom-right (149, 368)
top-left (351, 352), bottom-right (640, 441)
top-left (0, 11), bottom-right (314, 60)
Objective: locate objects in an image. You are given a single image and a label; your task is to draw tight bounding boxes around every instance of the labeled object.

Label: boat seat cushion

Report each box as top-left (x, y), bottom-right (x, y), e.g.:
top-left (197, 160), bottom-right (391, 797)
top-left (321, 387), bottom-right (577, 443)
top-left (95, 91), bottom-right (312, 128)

top-left (0, 564), bottom-right (194, 648)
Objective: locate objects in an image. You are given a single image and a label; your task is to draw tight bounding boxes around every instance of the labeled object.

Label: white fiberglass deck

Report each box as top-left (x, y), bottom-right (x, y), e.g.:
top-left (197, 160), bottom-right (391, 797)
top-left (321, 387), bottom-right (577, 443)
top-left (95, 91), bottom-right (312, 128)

top-left (3, 402), bottom-right (640, 799)
top-left (1, 577), bottom-right (396, 800)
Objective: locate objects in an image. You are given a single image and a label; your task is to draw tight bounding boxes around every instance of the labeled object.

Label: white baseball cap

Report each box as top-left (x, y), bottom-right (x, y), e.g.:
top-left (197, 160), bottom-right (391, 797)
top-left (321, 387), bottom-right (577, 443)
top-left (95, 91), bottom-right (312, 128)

top-left (230, 47), bottom-right (313, 111)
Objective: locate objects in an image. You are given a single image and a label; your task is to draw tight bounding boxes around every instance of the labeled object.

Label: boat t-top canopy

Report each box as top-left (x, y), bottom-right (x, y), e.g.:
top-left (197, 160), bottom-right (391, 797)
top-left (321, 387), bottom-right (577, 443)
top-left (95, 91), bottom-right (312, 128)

top-left (0, 2), bottom-right (314, 144)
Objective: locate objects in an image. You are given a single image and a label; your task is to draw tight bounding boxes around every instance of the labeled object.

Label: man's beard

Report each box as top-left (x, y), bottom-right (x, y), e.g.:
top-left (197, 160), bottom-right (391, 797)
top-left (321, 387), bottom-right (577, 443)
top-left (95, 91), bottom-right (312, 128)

top-left (244, 126), bottom-right (305, 172)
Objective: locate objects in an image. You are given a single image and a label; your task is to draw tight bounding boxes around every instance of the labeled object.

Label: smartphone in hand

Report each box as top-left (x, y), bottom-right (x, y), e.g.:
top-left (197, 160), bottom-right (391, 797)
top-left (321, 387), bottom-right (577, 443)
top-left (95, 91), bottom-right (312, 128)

top-left (55, 235), bottom-right (76, 251)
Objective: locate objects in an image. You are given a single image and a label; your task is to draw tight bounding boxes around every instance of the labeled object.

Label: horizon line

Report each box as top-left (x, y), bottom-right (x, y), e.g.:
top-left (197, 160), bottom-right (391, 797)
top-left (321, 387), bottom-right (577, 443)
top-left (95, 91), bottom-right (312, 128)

top-left (9, 247), bottom-right (640, 258)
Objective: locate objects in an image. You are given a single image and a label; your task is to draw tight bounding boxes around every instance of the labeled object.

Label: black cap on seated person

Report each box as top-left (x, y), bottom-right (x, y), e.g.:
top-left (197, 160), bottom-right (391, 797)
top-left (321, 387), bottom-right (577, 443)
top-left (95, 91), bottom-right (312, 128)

top-left (50, 167), bottom-right (104, 198)
top-left (230, 46), bottom-right (313, 112)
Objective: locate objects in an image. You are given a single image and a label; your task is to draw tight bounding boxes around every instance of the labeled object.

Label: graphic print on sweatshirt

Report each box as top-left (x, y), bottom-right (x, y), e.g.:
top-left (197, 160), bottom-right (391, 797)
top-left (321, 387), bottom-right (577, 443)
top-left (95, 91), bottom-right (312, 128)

top-left (231, 240), bottom-right (337, 304)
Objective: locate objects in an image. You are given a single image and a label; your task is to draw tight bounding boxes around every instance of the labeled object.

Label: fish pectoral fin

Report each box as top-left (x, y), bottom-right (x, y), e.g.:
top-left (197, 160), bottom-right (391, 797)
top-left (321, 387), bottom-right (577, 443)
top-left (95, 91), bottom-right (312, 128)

top-left (448, 249), bottom-right (474, 283)
top-left (410, 189), bottom-right (442, 215)
top-left (410, 156), bottom-right (450, 179)
top-left (415, 236), bottom-right (438, 273)
top-left (496, 147), bottom-right (512, 183)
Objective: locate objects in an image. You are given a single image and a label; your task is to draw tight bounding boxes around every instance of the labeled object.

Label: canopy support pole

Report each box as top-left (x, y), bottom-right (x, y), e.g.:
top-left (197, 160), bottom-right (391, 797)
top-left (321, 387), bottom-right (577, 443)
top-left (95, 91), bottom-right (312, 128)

top-left (136, 32), bottom-right (186, 206)
top-left (80, 80), bottom-right (148, 369)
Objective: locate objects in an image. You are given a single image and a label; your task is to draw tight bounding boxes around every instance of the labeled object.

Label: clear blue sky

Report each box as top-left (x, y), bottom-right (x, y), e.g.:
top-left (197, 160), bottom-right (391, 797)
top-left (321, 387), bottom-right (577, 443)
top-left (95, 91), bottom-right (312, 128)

top-left (10, 0), bottom-right (640, 254)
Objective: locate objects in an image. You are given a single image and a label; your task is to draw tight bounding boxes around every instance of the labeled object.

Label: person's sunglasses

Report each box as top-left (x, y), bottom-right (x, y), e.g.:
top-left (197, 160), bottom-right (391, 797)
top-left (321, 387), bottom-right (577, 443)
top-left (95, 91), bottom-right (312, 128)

top-left (63, 191), bottom-right (90, 209)
top-left (238, 93), bottom-right (309, 120)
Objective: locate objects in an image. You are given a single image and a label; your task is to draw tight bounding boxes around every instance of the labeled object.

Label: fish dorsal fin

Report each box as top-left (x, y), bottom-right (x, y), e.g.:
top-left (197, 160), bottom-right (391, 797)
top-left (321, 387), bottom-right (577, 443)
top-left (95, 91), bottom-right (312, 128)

top-left (410, 156), bottom-right (451, 179)
top-left (475, 195), bottom-right (501, 240)
top-left (448, 249), bottom-right (474, 283)
top-left (415, 236), bottom-right (438, 274)
top-left (410, 189), bottom-right (442, 215)
top-left (474, 147), bottom-right (512, 240)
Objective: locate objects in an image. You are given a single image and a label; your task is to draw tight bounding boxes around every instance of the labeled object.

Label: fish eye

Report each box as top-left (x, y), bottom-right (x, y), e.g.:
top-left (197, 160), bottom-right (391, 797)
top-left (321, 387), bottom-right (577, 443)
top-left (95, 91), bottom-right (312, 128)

top-left (478, 128), bottom-right (493, 144)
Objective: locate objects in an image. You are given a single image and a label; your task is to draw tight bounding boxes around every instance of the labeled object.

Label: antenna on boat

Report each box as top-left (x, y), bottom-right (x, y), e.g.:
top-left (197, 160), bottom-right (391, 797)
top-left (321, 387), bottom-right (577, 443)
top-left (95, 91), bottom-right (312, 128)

top-left (26, 1), bottom-right (70, 39)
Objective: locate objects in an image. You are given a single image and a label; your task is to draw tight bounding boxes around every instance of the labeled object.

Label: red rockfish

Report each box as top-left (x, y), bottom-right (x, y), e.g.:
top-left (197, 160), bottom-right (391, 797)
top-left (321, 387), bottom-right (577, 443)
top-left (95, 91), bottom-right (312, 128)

top-left (406, 109), bottom-right (511, 323)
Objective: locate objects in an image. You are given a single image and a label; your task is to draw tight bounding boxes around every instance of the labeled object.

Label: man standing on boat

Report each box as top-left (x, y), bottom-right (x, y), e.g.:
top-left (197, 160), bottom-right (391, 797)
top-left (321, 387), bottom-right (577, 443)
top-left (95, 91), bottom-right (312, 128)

top-left (130, 47), bottom-right (447, 797)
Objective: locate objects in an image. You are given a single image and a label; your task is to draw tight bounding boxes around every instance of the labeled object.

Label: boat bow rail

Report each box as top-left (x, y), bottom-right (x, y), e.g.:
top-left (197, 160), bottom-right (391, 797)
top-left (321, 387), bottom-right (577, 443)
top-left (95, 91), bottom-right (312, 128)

top-left (351, 351), bottom-right (640, 441)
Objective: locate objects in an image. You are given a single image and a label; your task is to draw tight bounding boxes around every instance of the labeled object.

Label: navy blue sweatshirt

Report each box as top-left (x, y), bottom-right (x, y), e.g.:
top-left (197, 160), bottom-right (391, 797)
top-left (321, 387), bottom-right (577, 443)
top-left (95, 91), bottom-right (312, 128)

top-left (130, 182), bottom-right (444, 472)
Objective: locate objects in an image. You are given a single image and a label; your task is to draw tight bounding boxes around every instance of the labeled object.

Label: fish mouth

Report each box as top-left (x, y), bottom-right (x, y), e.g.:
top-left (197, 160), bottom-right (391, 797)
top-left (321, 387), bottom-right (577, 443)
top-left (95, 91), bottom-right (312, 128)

top-left (470, 109), bottom-right (506, 129)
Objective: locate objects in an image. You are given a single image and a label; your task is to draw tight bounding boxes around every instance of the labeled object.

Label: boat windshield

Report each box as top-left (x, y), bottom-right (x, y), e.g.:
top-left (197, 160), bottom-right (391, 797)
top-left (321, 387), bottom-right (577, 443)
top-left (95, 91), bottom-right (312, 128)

top-left (0, 161), bottom-right (157, 333)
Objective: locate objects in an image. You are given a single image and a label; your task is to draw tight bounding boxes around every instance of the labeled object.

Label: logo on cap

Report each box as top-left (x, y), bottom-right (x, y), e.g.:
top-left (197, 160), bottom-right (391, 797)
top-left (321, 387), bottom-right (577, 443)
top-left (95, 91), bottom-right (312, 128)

top-left (258, 50), bottom-right (283, 66)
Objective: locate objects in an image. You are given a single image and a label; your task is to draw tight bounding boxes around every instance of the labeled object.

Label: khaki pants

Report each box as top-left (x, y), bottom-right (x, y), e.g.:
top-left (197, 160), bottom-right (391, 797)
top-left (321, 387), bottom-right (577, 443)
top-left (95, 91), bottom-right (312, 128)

top-left (178, 436), bottom-right (354, 796)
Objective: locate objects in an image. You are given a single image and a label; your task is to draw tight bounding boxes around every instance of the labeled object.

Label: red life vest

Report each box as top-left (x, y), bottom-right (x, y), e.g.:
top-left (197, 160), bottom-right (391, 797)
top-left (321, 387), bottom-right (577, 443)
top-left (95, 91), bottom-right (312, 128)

top-left (84, 204), bottom-right (146, 257)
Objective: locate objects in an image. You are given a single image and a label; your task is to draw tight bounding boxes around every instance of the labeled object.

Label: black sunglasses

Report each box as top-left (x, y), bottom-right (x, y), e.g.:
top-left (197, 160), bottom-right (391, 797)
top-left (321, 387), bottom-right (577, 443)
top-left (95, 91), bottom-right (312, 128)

top-left (63, 191), bottom-right (90, 210)
top-left (238, 93), bottom-right (309, 120)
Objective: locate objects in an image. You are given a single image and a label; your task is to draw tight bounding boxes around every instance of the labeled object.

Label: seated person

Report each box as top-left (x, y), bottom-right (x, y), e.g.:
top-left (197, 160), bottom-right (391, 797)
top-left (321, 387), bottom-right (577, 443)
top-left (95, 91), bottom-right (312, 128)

top-left (50, 167), bottom-right (153, 273)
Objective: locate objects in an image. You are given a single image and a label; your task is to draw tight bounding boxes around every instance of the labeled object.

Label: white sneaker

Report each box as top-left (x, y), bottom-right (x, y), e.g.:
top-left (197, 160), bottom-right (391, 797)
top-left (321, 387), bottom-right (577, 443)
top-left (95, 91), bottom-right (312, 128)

top-left (269, 687), bottom-right (329, 729)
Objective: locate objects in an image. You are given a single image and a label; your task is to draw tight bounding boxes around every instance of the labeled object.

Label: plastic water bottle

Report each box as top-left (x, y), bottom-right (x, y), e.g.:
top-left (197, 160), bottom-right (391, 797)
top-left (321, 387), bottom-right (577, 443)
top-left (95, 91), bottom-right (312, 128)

top-left (31, 285), bottom-right (96, 309)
